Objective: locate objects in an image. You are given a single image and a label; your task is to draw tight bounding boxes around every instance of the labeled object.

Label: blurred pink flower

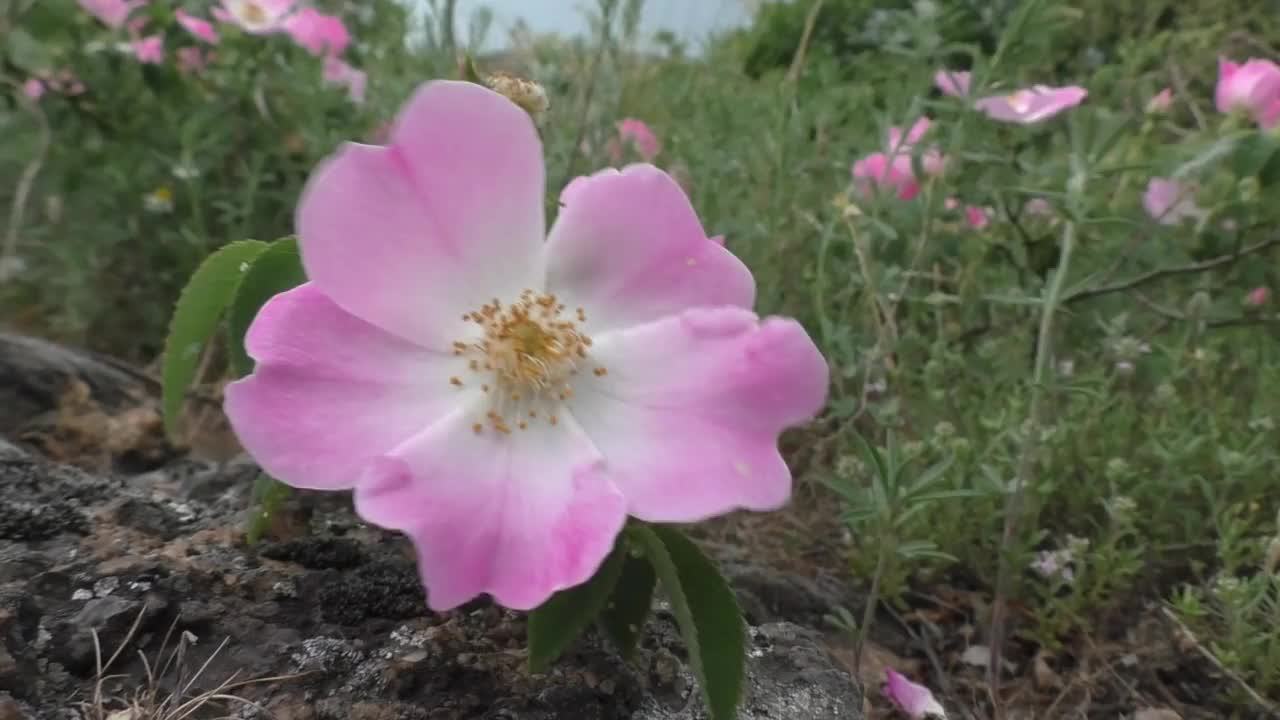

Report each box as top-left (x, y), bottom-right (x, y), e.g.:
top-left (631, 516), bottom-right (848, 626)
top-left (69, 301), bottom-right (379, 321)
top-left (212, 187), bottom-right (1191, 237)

top-left (22, 79), bottom-right (45, 100)
top-left (1215, 58), bottom-right (1280, 129)
top-left (974, 85), bottom-right (1087, 124)
top-left (284, 7), bottom-right (350, 56)
top-left (1024, 198), bottom-right (1054, 217)
top-left (176, 10), bottom-right (220, 44)
top-left (1146, 87), bottom-right (1173, 113)
top-left (852, 153), bottom-right (919, 201)
top-left (935, 69), bottom-right (971, 98)
top-left (1246, 287), bottom-right (1271, 307)
top-left (884, 669), bottom-right (947, 719)
top-left (887, 117), bottom-right (946, 176)
top-left (131, 34), bottom-right (164, 64)
top-left (1142, 177), bottom-right (1201, 225)
top-left (176, 46), bottom-right (210, 74)
top-left (323, 55), bottom-right (366, 104)
top-left (616, 118), bottom-right (661, 161)
top-left (965, 205), bottom-right (991, 230)
top-left (223, 80), bottom-right (827, 611)
top-left (216, 0), bottom-right (294, 34)
top-left (944, 197), bottom-right (959, 210)
top-left (77, 0), bottom-right (144, 29)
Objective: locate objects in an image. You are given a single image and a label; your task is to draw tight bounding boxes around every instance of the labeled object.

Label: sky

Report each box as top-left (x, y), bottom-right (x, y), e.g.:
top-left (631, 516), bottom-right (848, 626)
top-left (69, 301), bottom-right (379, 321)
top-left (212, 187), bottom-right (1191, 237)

top-left (446, 0), bottom-right (755, 52)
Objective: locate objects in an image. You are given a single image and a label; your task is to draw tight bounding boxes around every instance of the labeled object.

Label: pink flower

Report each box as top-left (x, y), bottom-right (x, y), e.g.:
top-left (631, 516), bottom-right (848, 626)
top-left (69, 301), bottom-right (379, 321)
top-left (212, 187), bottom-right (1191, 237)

top-left (616, 118), bottom-right (661, 161)
top-left (22, 79), bottom-right (45, 100)
top-left (216, 0), bottom-right (293, 34)
top-left (131, 34), bottom-right (164, 64)
top-left (934, 69), bottom-right (970, 97)
top-left (176, 46), bottom-right (209, 74)
top-left (1216, 58), bottom-right (1280, 129)
top-left (77, 0), bottom-right (143, 28)
top-left (944, 197), bottom-right (959, 210)
top-left (222, 81), bottom-right (828, 612)
top-left (1142, 177), bottom-right (1201, 225)
top-left (964, 205), bottom-right (991, 230)
top-left (176, 10), bottom-right (220, 44)
top-left (884, 669), bottom-right (947, 719)
top-left (888, 116), bottom-right (932, 150)
top-left (1024, 198), bottom-right (1054, 217)
top-left (1146, 87), bottom-right (1173, 113)
top-left (284, 7), bottom-right (350, 56)
top-left (974, 85), bottom-right (1088, 124)
top-left (323, 56), bottom-right (366, 104)
top-left (1246, 287), bottom-right (1271, 307)
top-left (852, 153), bottom-right (920, 200)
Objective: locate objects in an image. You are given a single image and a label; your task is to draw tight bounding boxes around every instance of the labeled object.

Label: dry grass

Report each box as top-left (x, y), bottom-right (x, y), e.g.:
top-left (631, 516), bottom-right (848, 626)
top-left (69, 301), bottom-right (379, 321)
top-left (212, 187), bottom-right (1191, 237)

top-left (79, 604), bottom-right (305, 720)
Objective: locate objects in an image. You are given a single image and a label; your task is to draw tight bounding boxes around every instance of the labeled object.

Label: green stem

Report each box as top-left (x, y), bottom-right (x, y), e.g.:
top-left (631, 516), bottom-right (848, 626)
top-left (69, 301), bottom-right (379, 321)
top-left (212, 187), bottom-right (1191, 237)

top-left (987, 219), bottom-right (1077, 710)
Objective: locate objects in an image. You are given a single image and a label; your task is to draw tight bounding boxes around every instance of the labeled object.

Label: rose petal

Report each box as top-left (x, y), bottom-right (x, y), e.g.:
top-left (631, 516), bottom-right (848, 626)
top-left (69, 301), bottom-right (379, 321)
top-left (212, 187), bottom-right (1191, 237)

top-left (565, 306), bottom-right (828, 522)
top-left (884, 669), bottom-right (947, 719)
top-left (545, 164), bottom-right (755, 335)
top-left (297, 81), bottom-right (546, 348)
top-left (224, 283), bottom-right (462, 490)
top-left (355, 404), bottom-right (627, 611)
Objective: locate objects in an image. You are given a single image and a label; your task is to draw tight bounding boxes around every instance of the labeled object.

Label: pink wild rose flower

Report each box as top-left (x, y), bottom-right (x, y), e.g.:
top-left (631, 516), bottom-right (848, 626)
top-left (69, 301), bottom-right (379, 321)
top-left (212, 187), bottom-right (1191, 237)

top-left (974, 85), bottom-right (1087, 124)
top-left (934, 69), bottom-right (971, 97)
top-left (884, 669), bottom-right (947, 718)
top-left (852, 153), bottom-right (920, 200)
top-left (1246, 287), bottom-right (1271, 307)
top-left (322, 56), bottom-right (366, 104)
top-left (22, 79), bottom-right (45, 100)
top-left (1147, 87), bottom-right (1173, 113)
top-left (132, 34), bottom-right (164, 64)
top-left (1142, 177), bottom-right (1202, 225)
top-left (215, 0), bottom-right (294, 34)
top-left (615, 118), bottom-right (661, 161)
top-left (284, 7), bottom-right (350, 56)
top-left (176, 10), bottom-right (220, 44)
top-left (964, 205), bottom-right (991, 230)
top-left (78, 0), bottom-right (143, 28)
top-left (222, 80), bottom-right (830, 612)
top-left (1215, 58), bottom-right (1280, 129)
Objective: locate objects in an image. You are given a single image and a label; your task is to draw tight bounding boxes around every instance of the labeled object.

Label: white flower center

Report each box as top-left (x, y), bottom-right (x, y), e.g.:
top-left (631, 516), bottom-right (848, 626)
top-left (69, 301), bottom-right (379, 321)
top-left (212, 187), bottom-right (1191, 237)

top-left (450, 290), bottom-right (605, 435)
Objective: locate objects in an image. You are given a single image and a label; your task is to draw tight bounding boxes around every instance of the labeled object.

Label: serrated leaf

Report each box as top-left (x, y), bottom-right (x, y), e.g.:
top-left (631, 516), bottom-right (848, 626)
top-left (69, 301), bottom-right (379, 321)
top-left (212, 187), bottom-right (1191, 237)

top-left (598, 550), bottom-right (657, 660)
top-left (226, 238), bottom-right (306, 378)
top-left (634, 525), bottom-right (746, 720)
top-left (527, 540), bottom-right (627, 673)
top-left (162, 240), bottom-right (269, 438)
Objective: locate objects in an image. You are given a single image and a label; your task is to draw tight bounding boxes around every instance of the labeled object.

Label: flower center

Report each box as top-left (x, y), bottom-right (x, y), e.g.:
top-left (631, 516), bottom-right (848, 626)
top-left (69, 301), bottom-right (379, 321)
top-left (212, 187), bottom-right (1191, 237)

top-left (1007, 90), bottom-right (1035, 114)
top-left (450, 290), bottom-right (605, 435)
top-left (240, 2), bottom-right (267, 24)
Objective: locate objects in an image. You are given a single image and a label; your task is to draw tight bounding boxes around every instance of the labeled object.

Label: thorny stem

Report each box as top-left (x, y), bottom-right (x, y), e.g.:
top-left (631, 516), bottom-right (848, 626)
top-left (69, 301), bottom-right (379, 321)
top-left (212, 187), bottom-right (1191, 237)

top-left (987, 219), bottom-right (1076, 713)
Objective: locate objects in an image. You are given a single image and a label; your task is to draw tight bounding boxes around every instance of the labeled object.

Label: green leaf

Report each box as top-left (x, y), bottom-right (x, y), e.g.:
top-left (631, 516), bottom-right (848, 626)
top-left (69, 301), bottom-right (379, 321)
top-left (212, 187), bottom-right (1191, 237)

top-left (527, 540), bottom-right (627, 673)
top-left (227, 238), bottom-right (307, 378)
top-left (5, 28), bottom-right (51, 73)
top-left (161, 240), bottom-right (269, 439)
top-left (598, 550), bottom-right (657, 660)
top-left (1230, 132), bottom-right (1280, 179)
top-left (246, 474), bottom-right (292, 545)
top-left (634, 525), bottom-right (746, 720)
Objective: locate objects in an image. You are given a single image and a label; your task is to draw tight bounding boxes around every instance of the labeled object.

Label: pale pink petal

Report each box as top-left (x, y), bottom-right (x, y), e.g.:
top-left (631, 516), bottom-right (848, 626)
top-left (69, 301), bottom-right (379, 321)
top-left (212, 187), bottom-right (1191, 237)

top-left (223, 283), bottom-right (463, 491)
top-left (22, 79), bottom-right (44, 100)
top-left (284, 7), bottom-right (350, 56)
top-left (297, 81), bottom-right (545, 348)
top-left (888, 116), bottom-right (931, 150)
top-left (617, 118), bottom-right (661, 160)
top-left (975, 85), bottom-right (1087, 124)
top-left (884, 669), bottom-right (947, 718)
top-left (175, 10), bottom-right (220, 44)
top-left (78, 0), bottom-right (142, 28)
top-left (1143, 177), bottom-right (1201, 225)
top-left (1216, 58), bottom-right (1241, 113)
top-left (1146, 87), bottom-right (1172, 113)
top-left (934, 70), bottom-right (970, 97)
top-left (355, 406), bottom-right (626, 611)
top-left (1246, 287), bottom-right (1271, 306)
top-left (545, 164), bottom-right (754, 334)
top-left (131, 34), bottom-right (163, 64)
top-left (964, 205), bottom-right (990, 230)
top-left (322, 56), bottom-right (366, 103)
top-left (1214, 57), bottom-right (1280, 120)
top-left (564, 307), bottom-right (828, 522)
top-left (852, 153), bottom-right (919, 200)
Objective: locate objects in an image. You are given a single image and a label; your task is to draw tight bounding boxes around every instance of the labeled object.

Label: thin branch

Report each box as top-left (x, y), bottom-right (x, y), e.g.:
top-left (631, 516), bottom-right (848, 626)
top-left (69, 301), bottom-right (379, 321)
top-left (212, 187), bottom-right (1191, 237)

top-left (785, 0), bottom-right (826, 83)
top-left (1161, 606), bottom-right (1279, 716)
top-left (1063, 236), bottom-right (1280, 305)
top-left (2, 74), bottom-right (51, 269)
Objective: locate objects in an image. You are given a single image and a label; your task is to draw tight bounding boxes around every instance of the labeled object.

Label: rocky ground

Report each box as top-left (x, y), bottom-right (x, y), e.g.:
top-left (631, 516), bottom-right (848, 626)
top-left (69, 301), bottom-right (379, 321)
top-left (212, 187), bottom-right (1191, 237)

top-left (0, 372), bottom-right (867, 719)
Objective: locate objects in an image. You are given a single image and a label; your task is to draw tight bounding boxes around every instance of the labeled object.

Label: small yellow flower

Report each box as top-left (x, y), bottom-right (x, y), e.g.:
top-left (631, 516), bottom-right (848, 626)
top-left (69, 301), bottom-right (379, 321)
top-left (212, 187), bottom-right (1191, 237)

top-left (144, 186), bottom-right (174, 214)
